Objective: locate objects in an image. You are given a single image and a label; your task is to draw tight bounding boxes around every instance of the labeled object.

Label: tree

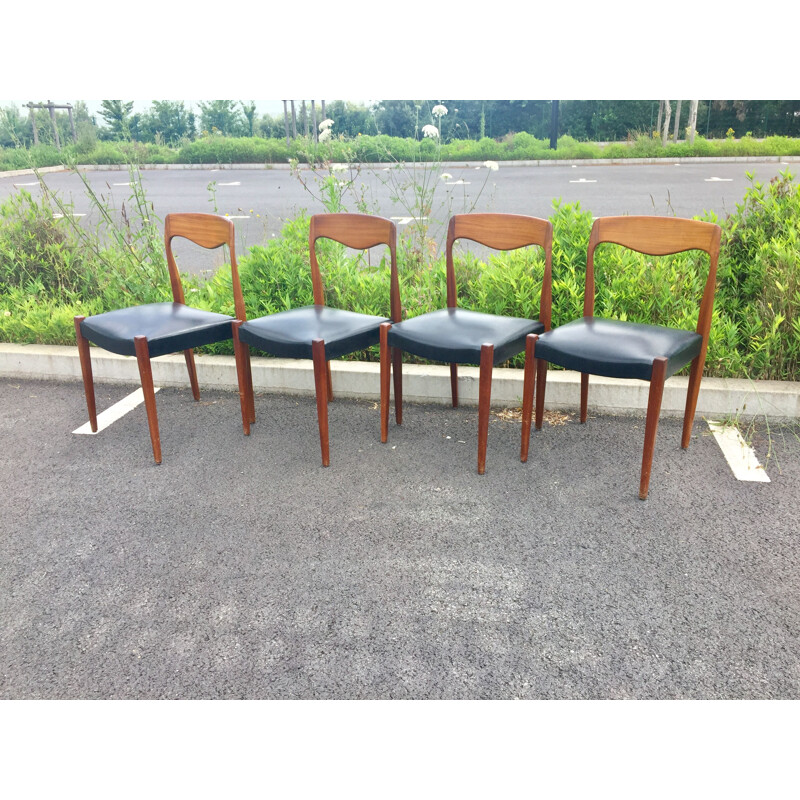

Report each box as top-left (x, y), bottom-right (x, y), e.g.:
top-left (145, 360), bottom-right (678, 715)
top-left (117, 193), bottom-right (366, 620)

top-left (197, 100), bottom-right (246, 137)
top-left (98, 100), bottom-right (134, 140)
top-left (139, 101), bottom-right (195, 143)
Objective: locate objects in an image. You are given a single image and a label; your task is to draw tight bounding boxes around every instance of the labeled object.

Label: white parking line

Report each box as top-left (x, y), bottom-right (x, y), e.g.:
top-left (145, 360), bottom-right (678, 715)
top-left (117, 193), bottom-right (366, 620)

top-left (391, 216), bottom-right (428, 225)
top-left (708, 421), bottom-right (770, 482)
top-left (225, 215), bottom-right (250, 219)
top-left (218, 181), bottom-right (241, 186)
top-left (53, 213), bottom-right (86, 218)
top-left (570, 178), bottom-right (597, 183)
top-left (73, 387), bottom-right (160, 435)
top-left (705, 177), bottom-right (733, 182)
top-left (13, 181), bottom-right (39, 186)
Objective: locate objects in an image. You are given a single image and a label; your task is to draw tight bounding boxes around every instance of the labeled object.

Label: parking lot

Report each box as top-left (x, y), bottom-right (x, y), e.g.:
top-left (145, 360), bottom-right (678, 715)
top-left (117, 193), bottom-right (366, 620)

top-left (1, 376), bottom-right (799, 699)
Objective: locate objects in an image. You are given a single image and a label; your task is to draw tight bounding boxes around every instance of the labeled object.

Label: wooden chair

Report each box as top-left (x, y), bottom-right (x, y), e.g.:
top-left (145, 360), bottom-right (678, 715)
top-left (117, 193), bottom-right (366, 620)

top-left (380, 213), bottom-right (553, 474)
top-left (74, 213), bottom-right (246, 464)
top-left (232, 213), bottom-right (401, 466)
top-left (520, 215), bottom-right (721, 499)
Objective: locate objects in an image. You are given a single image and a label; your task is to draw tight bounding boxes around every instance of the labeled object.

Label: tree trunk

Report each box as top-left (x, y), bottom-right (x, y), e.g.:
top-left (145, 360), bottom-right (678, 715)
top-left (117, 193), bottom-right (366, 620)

top-left (283, 100), bottom-right (290, 145)
top-left (656, 101), bottom-right (664, 136)
top-left (673, 100), bottom-right (682, 142)
top-left (688, 100), bottom-right (699, 144)
top-left (661, 101), bottom-right (672, 146)
top-left (291, 101), bottom-right (297, 139)
top-left (312, 100), bottom-right (318, 144)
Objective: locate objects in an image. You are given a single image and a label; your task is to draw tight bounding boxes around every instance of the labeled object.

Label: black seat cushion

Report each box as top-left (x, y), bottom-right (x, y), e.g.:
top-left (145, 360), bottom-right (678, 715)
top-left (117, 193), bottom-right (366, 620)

top-left (387, 308), bottom-right (543, 366)
top-left (238, 305), bottom-right (390, 361)
top-left (80, 302), bottom-right (234, 358)
top-left (534, 317), bottom-right (703, 381)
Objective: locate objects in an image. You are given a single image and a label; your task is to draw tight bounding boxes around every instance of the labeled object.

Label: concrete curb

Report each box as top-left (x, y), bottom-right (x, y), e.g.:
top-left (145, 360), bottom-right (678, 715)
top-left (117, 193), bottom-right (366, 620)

top-left (3, 155), bottom-right (800, 179)
top-left (2, 343), bottom-right (798, 421)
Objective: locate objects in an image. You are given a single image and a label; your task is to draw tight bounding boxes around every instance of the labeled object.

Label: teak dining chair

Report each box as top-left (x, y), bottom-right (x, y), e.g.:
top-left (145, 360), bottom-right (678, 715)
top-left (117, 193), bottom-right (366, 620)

top-left (380, 213), bottom-right (553, 474)
top-left (232, 213), bottom-right (401, 466)
top-left (520, 215), bottom-right (721, 500)
top-left (74, 213), bottom-right (246, 464)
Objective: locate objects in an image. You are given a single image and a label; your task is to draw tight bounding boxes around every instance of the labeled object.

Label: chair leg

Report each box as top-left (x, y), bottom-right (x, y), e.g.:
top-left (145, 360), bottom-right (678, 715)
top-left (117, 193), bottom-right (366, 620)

top-left (640, 357), bottom-right (668, 500)
top-left (580, 373), bottom-right (589, 424)
top-left (74, 316), bottom-right (98, 433)
top-left (184, 348), bottom-right (201, 401)
top-left (535, 358), bottom-right (547, 430)
top-left (681, 354), bottom-right (705, 449)
top-left (326, 361), bottom-right (334, 403)
top-left (134, 335), bottom-right (162, 465)
top-left (450, 363), bottom-right (459, 408)
top-left (232, 321), bottom-right (253, 436)
top-left (380, 323), bottom-right (391, 443)
top-left (477, 344), bottom-right (493, 475)
top-left (520, 334), bottom-right (538, 463)
top-left (243, 346), bottom-right (256, 424)
top-left (392, 346), bottom-right (403, 426)
top-left (312, 338), bottom-right (330, 467)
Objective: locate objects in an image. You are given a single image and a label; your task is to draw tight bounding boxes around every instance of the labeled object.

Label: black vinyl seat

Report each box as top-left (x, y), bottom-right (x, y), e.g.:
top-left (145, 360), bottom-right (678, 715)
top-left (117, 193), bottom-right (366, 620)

top-left (534, 317), bottom-right (703, 382)
top-left (520, 215), bottom-right (721, 500)
top-left (238, 304), bottom-right (389, 362)
top-left (74, 213), bottom-right (247, 464)
top-left (232, 213), bottom-right (401, 467)
top-left (380, 213), bottom-right (553, 475)
top-left (387, 307), bottom-right (543, 366)
top-left (80, 302), bottom-right (234, 359)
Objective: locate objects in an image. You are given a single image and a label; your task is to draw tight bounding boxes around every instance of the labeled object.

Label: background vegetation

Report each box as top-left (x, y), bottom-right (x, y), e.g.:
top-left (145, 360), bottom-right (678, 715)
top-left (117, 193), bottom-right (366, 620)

top-left (3, 100), bottom-right (800, 171)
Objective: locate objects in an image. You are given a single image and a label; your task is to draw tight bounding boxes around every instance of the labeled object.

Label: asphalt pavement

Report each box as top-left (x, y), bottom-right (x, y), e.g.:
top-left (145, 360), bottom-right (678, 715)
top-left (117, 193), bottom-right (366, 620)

top-left (2, 377), bottom-right (799, 699)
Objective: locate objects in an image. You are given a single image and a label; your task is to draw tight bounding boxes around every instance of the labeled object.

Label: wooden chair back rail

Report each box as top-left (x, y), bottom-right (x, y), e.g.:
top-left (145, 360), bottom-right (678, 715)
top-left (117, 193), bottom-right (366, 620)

top-left (445, 213), bottom-right (553, 328)
top-left (309, 213), bottom-right (401, 323)
top-left (164, 212), bottom-right (247, 322)
top-left (584, 216), bottom-right (721, 334)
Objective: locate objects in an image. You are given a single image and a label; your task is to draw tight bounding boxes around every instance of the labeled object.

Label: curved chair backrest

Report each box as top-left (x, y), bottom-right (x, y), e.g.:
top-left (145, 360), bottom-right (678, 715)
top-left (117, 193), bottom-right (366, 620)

top-left (309, 213), bottom-right (401, 323)
top-left (584, 215), bottom-right (721, 338)
top-left (445, 213), bottom-right (554, 329)
top-left (165, 212), bottom-right (246, 321)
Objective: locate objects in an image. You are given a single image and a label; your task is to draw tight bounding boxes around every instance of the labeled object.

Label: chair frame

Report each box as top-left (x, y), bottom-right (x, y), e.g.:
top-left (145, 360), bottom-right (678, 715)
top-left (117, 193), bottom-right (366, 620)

top-left (232, 212), bottom-right (402, 467)
top-left (521, 215), bottom-right (721, 499)
top-left (74, 212), bottom-right (246, 464)
top-left (381, 212), bottom-right (553, 474)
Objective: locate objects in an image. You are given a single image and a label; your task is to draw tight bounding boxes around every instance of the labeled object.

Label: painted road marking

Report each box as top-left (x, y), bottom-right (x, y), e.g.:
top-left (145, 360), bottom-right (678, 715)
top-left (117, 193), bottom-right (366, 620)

top-left (705, 177), bottom-right (733, 182)
top-left (570, 178), bottom-right (597, 183)
top-left (391, 216), bottom-right (428, 225)
top-left (73, 387), bottom-right (160, 435)
top-left (708, 421), bottom-right (770, 482)
top-left (113, 182), bottom-right (131, 186)
top-left (218, 181), bottom-right (241, 186)
top-left (13, 181), bottom-right (39, 186)
top-left (226, 215), bottom-right (250, 219)
top-left (53, 213), bottom-right (86, 218)
top-left (445, 180), bottom-right (471, 185)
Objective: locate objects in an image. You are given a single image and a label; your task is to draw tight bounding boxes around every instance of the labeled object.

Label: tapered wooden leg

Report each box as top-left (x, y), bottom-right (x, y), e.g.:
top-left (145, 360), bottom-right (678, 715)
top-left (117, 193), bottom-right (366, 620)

top-left (326, 361), bottom-right (334, 403)
top-left (681, 354), bottom-right (705, 449)
top-left (243, 346), bottom-right (255, 424)
top-left (640, 357), bottom-right (668, 500)
top-left (580, 373), bottom-right (589, 423)
top-left (184, 348), bottom-right (201, 401)
top-left (521, 334), bottom-right (538, 463)
top-left (74, 316), bottom-right (98, 433)
top-left (477, 344), bottom-right (494, 475)
top-left (380, 323), bottom-right (391, 443)
top-left (450, 363), bottom-right (459, 408)
top-left (134, 335), bottom-right (161, 465)
top-left (232, 321), bottom-right (252, 435)
top-left (312, 338), bottom-right (330, 467)
top-left (392, 346), bottom-right (403, 425)
top-left (535, 358), bottom-right (547, 430)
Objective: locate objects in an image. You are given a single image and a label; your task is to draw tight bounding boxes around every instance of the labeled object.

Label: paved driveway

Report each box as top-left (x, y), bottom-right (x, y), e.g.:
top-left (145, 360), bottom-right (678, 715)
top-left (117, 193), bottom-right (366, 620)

top-left (1, 378), bottom-right (798, 698)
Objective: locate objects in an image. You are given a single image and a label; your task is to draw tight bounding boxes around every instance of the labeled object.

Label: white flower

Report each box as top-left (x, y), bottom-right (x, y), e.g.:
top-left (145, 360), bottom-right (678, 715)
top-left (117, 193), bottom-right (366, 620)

top-left (440, 173), bottom-right (453, 180)
top-left (422, 124), bottom-right (439, 138)
top-left (319, 128), bottom-right (332, 142)
top-left (319, 118), bottom-right (334, 131)
top-left (432, 104), bottom-right (448, 118)
top-left (483, 160), bottom-right (499, 171)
